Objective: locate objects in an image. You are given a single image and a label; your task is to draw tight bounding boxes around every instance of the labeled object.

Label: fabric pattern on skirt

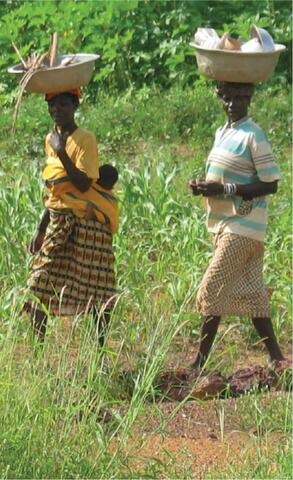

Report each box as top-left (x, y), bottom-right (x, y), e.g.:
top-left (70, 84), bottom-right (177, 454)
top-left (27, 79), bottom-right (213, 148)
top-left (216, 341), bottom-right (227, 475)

top-left (26, 209), bottom-right (116, 316)
top-left (196, 232), bottom-right (270, 317)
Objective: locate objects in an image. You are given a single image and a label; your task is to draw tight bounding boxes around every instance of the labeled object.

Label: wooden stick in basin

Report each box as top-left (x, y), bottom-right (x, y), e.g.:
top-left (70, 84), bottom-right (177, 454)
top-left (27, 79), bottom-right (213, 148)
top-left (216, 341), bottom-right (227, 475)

top-left (49, 32), bottom-right (59, 67)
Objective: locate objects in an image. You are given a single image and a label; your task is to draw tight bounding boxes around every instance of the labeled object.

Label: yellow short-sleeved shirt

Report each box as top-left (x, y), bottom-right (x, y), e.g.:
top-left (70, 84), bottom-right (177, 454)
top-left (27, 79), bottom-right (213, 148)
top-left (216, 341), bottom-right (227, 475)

top-left (44, 127), bottom-right (99, 211)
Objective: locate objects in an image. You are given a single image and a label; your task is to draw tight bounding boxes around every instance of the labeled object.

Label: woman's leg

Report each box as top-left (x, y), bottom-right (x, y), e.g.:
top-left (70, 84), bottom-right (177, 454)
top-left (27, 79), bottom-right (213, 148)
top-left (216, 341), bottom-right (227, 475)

top-left (252, 317), bottom-right (284, 361)
top-left (191, 315), bottom-right (221, 370)
top-left (31, 306), bottom-right (47, 343)
top-left (93, 308), bottom-right (111, 347)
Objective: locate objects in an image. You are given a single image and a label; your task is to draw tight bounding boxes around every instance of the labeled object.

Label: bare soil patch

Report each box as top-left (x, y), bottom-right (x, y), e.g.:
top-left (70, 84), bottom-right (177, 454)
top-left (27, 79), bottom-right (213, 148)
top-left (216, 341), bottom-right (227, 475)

top-left (116, 397), bottom-right (288, 478)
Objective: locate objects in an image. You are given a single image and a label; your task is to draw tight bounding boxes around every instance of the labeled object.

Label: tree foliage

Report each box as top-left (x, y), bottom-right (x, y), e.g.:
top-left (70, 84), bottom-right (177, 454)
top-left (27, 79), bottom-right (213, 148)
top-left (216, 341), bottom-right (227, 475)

top-left (0, 0), bottom-right (291, 99)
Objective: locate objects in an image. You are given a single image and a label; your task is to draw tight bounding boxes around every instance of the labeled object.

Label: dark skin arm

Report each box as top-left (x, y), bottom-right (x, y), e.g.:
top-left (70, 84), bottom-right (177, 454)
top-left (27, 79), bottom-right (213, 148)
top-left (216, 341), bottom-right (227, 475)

top-left (29, 208), bottom-right (50, 255)
top-left (49, 128), bottom-right (91, 193)
top-left (189, 180), bottom-right (278, 198)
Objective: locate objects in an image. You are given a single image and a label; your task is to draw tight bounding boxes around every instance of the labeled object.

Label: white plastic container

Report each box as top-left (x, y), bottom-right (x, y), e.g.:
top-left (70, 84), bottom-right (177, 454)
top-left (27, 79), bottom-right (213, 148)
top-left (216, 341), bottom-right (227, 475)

top-left (241, 38), bottom-right (264, 53)
top-left (250, 24), bottom-right (275, 52)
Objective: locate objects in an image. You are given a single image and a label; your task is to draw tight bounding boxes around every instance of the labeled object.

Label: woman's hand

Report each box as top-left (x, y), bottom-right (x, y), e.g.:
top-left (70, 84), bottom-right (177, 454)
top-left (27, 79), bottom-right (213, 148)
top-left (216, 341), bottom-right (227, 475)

top-left (49, 126), bottom-right (69, 154)
top-left (196, 181), bottom-right (224, 197)
top-left (84, 204), bottom-right (96, 220)
top-left (188, 179), bottom-right (201, 196)
top-left (29, 230), bottom-right (45, 255)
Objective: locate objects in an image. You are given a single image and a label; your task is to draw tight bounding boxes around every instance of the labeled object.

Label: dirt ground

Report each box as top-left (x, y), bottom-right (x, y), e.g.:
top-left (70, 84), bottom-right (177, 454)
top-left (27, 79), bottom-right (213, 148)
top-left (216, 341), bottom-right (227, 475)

top-left (123, 429), bottom-right (286, 478)
top-left (115, 389), bottom-right (290, 477)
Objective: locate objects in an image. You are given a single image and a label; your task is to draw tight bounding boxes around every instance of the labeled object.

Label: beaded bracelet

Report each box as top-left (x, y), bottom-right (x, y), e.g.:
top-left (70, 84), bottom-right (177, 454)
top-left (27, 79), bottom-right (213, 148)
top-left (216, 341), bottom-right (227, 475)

top-left (223, 183), bottom-right (237, 195)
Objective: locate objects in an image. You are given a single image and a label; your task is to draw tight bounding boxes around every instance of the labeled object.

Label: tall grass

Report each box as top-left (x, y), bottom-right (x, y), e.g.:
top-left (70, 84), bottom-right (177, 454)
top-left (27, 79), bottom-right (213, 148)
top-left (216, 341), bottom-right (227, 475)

top-left (0, 85), bottom-right (291, 478)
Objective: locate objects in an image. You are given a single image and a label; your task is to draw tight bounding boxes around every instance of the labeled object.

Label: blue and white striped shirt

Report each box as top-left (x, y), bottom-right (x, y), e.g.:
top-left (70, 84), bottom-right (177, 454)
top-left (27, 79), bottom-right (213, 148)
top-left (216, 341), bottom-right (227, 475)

top-left (205, 116), bottom-right (280, 242)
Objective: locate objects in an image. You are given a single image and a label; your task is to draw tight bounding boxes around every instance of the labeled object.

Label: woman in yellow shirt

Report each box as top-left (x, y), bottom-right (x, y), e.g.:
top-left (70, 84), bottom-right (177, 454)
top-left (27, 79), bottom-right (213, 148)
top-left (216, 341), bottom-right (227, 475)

top-left (25, 89), bottom-right (117, 345)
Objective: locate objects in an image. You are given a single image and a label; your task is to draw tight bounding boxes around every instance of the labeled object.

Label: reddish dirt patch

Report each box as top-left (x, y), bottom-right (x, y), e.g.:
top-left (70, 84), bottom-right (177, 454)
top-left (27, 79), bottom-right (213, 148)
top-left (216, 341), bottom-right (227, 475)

top-left (117, 424), bottom-right (287, 478)
top-left (118, 394), bottom-right (289, 477)
top-left (126, 435), bottom-right (240, 478)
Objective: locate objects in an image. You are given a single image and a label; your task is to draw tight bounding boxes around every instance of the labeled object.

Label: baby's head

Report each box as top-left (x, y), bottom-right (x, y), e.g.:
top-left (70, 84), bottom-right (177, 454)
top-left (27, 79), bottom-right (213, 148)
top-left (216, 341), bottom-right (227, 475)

top-left (97, 164), bottom-right (119, 190)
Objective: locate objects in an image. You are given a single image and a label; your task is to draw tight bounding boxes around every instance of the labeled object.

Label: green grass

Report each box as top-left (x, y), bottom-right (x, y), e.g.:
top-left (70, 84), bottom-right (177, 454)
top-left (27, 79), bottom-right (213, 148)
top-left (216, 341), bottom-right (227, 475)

top-left (207, 442), bottom-right (292, 479)
top-left (0, 84), bottom-right (291, 478)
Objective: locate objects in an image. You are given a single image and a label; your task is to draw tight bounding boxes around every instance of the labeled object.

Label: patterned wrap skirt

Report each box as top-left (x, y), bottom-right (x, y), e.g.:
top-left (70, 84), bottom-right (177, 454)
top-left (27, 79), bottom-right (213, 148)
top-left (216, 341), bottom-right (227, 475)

top-left (25, 209), bottom-right (116, 316)
top-left (196, 232), bottom-right (270, 318)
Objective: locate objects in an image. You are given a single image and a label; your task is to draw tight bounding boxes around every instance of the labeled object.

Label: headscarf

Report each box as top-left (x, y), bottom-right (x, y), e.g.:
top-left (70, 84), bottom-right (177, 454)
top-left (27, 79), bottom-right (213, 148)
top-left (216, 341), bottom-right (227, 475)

top-left (216, 82), bottom-right (255, 97)
top-left (45, 87), bottom-right (82, 102)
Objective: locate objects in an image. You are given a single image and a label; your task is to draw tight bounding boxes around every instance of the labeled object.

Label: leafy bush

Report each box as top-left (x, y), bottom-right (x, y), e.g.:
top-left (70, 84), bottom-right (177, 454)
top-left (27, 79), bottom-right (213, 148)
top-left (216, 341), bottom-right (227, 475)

top-left (0, 0), bottom-right (291, 103)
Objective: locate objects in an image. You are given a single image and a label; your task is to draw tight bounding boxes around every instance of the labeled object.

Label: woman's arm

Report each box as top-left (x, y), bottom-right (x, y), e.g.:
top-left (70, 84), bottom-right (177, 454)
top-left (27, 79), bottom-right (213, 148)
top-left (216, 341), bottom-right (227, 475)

top-left (235, 180), bottom-right (278, 198)
top-left (49, 129), bottom-right (92, 192)
top-left (57, 148), bottom-right (91, 192)
top-left (191, 180), bottom-right (278, 198)
top-left (29, 208), bottom-right (50, 255)
top-left (37, 208), bottom-right (50, 232)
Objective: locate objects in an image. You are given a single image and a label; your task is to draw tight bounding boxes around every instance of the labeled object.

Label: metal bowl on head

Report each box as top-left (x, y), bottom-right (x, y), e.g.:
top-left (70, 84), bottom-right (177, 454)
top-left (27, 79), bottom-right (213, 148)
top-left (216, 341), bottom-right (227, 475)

top-left (189, 42), bottom-right (286, 83)
top-left (250, 24), bottom-right (275, 52)
top-left (8, 53), bottom-right (99, 93)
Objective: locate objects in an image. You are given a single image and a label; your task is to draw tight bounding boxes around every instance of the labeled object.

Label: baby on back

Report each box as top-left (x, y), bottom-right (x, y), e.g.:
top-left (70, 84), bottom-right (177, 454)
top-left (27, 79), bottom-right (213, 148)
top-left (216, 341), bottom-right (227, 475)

top-left (43, 161), bottom-right (119, 234)
top-left (84, 164), bottom-right (119, 223)
top-left (63, 163), bottom-right (119, 233)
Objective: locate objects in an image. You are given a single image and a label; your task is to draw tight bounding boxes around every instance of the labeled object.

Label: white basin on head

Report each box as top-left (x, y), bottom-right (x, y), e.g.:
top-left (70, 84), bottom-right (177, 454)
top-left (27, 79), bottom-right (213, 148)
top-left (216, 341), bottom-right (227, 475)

top-left (8, 53), bottom-right (100, 93)
top-left (189, 43), bottom-right (286, 83)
